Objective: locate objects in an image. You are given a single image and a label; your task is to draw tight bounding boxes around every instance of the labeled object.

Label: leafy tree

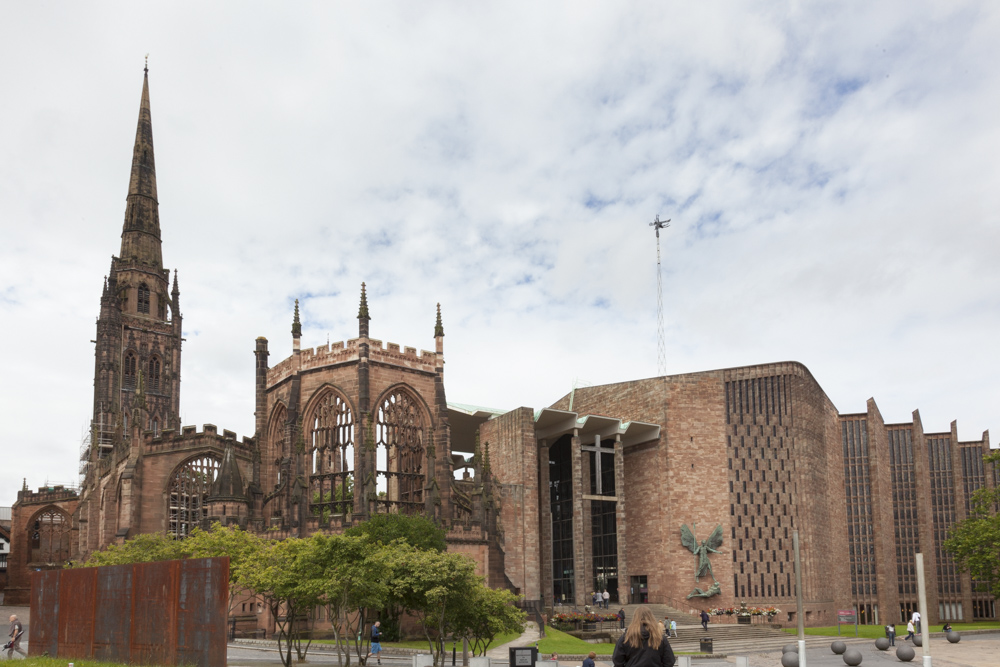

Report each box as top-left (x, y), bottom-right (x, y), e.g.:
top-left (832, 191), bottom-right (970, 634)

top-left (452, 585), bottom-right (526, 656)
top-left (345, 512), bottom-right (446, 552)
top-left (240, 537), bottom-right (324, 667)
top-left (944, 450), bottom-right (1000, 604)
top-left (346, 513), bottom-right (448, 641)
top-left (73, 531), bottom-right (187, 566)
top-left (383, 545), bottom-right (481, 667)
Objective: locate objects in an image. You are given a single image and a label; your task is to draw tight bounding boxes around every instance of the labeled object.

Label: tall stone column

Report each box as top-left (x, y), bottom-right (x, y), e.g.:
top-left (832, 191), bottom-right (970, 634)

top-left (539, 440), bottom-right (553, 608)
top-left (614, 435), bottom-right (628, 604)
top-left (571, 429), bottom-right (587, 606)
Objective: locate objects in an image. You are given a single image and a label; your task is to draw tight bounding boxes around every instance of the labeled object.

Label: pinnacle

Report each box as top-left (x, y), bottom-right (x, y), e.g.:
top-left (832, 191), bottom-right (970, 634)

top-left (434, 302), bottom-right (444, 337)
top-left (119, 67), bottom-right (163, 268)
top-left (358, 282), bottom-right (370, 320)
top-left (292, 299), bottom-right (302, 337)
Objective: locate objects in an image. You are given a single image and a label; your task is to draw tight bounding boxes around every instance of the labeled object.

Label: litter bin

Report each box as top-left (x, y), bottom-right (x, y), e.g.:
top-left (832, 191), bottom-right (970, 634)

top-left (700, 637), bottom-right (713, 653)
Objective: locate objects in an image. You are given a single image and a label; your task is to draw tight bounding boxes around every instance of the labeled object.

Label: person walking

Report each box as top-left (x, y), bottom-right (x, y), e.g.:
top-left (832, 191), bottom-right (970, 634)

top-left (885, 623), bottom-right (896, 646)
top-left (905, 620), bottom-right (915, 641)
top-left (618, 608), bottom-right (626, 629)
top-left (668, 618), bottom-right (677, 638)
top-left (603, 590), bottom-right (611, 609)
top-left (700, 610), bottom-right (710, 632)
top-left (911, 611), bottom-right (921, 635)
top-left (370, 621), bottom-right (383, 665)
top-left (594, 592), bottom-right (602, 608)
top-left (612, 605), bottom-right (675, 667)
top-left (6, 615), bottom-right (25, 659)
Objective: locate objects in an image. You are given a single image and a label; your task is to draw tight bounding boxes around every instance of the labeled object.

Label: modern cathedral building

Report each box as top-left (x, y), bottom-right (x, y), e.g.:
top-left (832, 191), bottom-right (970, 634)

top-left (7, 71), bottom-right (997, 628)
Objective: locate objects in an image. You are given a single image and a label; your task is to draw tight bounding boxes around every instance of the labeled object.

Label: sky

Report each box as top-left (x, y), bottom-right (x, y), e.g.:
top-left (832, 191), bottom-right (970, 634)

top-left (2, 2), bottom-right (999, 507)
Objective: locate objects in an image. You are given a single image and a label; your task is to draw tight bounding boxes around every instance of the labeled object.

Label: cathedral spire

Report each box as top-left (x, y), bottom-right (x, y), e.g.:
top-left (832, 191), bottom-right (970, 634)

top-left (434, 303), bottom-right (444, 338)
top-left (358, 282), bottom-right (370, 338)
top-left (119, 65), bottom-right (163, 269)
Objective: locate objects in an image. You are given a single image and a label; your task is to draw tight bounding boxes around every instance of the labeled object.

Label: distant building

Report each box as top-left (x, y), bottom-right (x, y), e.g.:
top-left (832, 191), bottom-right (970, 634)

top-left (8, 70), bottom-right (997, 627)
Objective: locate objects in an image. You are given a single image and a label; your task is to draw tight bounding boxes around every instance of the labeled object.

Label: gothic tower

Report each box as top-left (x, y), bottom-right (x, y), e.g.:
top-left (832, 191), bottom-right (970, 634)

top-left (91, 65), bottom-right (182, 458)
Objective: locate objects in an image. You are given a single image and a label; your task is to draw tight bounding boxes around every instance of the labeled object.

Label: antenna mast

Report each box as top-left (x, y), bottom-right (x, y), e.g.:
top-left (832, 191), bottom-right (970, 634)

top-left (649, 215), bottom-right (670, 376)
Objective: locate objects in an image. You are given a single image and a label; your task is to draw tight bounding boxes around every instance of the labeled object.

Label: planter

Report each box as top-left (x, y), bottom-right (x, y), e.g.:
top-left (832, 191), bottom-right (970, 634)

top-left (737, 616), bottom-right (752, 624)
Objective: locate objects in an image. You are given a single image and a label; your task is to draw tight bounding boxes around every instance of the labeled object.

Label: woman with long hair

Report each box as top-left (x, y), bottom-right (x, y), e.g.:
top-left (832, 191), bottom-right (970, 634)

top-left (612, 606), bottom-right (675, 667)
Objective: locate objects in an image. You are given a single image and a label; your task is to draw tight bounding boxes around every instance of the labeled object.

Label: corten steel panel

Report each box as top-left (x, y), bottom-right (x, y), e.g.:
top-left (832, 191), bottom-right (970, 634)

top-left (29, 569), bottom-right (61, 657)
top-left (58, 566), bottom-right (97, 657)
top-left (93, 563), bottom-right (134, 663)
top-left (29, 557), bottom-right (229, 667)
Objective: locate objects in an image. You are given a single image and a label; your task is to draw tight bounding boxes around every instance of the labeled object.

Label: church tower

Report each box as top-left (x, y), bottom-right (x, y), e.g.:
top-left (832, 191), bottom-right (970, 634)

top-left (91, 65), bottom-right (182, 458)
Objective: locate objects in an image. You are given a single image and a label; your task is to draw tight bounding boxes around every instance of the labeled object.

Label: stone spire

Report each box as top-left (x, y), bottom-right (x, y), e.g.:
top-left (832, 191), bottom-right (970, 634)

top-left (358, 282), bottom-right (370, 338)
top-left (209, 444), bottom-right (247, 501)
top-left (171, 269), bottom-right (180, 305)
top-left (434, 303), bottom-right (444, 337)
top-left (119, 65), bottom-right (163, 269)
top-left (292, 299), bottom-right (302, 337)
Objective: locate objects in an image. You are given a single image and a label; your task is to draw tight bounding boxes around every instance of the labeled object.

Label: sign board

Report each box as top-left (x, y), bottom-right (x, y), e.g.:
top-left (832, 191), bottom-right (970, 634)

top-left (837, 609), bottom-right (857, 624)
top-left (510, 647), bottom-right (537, 667)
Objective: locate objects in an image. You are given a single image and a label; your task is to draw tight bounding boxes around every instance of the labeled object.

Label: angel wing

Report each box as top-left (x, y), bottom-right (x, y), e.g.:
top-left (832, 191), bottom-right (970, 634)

top-left (707, 524), bottom-right (724, 550)
top-left (680, 524), bottom-right (697, 553)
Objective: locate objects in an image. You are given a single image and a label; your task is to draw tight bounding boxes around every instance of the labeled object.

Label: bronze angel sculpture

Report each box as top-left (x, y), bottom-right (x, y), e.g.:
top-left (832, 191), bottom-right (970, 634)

top-left (681, 523), bottom-right (723, 599)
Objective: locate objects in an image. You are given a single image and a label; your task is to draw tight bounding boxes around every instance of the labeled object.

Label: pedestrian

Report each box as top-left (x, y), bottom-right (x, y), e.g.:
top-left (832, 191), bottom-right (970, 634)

top-left (612, 604), bottom-right (675, 667)
top-left (905, 620), bottom-right (915, 641)
top-left (594, 591), bottom-right (602, 608)
top-left (885, 623), bottom-right (895, 646)
top-left (370, 620), bottom-right (383, 665)
top-left (700, 610), bottom-right (710, 632)
top-left (603, 590), bottom-right (611, 609)
top-left (583, 652), bottom-right (596, 667)
top-left (5, 615), bottom-right (26, 659)
top-left (668, 618), bottom-right (677, 638)
top-left (911, 611), bottom-right (921, 635)
top-left (618, 608), bottom-right (626, 629)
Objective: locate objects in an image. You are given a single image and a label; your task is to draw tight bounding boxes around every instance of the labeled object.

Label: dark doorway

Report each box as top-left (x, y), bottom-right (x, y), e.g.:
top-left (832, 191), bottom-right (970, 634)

top-left (630, 575), bottom-right (648, 603)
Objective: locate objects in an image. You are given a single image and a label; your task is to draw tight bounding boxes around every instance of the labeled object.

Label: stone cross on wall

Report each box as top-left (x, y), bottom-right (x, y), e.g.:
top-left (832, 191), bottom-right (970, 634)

top-left (581, 434), bottom-right (615, 495)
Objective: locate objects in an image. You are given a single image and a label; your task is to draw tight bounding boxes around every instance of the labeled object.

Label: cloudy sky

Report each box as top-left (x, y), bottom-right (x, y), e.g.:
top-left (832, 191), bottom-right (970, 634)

top-left (2, 2), bottom-right (999, 507)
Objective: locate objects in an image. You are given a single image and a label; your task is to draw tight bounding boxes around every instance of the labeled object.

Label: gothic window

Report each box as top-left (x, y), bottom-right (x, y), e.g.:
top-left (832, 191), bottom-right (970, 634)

top-left (167, 455), bottom-right (219, 538)
top-left (149, 356), bottom-right (161, 393)
top-left (308, 391), bottom-right (355, 517)
top-left (268, 404), bottom-right (288, 493)
top-left (123, 352), bottom-right (137, 390)
top-left (29, 509), bottom-right (71, 565)
top-left (137, 283), bottom-right (151, 314)
top-left (375, 388), bottom-right (426, 513)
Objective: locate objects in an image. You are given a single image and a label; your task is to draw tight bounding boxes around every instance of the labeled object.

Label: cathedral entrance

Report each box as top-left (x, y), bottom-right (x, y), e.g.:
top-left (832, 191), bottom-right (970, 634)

top-left (630, 575), bottom-right (649, 604)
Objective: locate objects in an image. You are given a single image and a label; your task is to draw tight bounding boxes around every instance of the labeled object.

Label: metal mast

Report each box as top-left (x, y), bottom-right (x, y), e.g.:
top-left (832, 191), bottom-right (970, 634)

top-left (649, 215), bottom-right (670, 376)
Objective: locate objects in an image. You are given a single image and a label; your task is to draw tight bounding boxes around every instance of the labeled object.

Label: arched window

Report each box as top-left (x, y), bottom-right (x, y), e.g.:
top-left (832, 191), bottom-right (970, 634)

top-left (375, 388), bottom-right (426, 513)
top-left (267, 405), bottom-right (288, 492)
top-left (123, 352), bottom-right (137, 390)
top-left (137, 283), bottom-right (151, 314)
top-left (308, 392), bottom-right (354, 517)
top-left (29, 509), bottom-right (71, 565)
top-left (167, 455), bottom-right (219, 538)
top-left (148, 357), bottom-right (161, 393)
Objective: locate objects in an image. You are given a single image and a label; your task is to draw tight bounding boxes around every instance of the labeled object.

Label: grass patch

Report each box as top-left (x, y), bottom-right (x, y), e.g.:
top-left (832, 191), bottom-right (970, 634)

top-left (782, 622), bottom-right (1000, 638)
top-left (17, 659), bottom-right (137, 667)
top-left (536, 626), bottom-right (616, 656)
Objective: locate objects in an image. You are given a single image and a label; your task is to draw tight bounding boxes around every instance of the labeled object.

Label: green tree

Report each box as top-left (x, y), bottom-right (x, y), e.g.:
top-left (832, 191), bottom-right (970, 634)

top-left (944, 450), bottom-right (1000, 604)
top-left (452, 585), bottom-right (525, 656)
top-left (383, 545), bottom-right (481, 667)
top-left (241, 537), bottom-right (325, 667)
top-left (73, 531), bottom-right (187, 566)
top-left (346, 513), bottom-right (448, 641)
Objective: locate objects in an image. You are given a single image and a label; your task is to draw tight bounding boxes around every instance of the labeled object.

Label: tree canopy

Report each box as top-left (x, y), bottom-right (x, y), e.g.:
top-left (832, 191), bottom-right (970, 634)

top-left (943, 450), bottom-right (1000, 604)
top-left (344, 512), bottom-right (447, 552)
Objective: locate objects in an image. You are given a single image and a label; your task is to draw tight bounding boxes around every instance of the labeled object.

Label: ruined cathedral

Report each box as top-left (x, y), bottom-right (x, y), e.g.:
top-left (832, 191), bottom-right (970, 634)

top-left (8, 71), bottom-right (998, 628)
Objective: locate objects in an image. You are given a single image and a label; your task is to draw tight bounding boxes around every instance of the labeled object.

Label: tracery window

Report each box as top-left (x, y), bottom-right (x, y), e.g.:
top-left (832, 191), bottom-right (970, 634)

top-left (137, 283), bottom-right (151, 314)
top-left (123, 352), bottom-right (137, 390)
top-left (149, 357), bottom-right (161, 393)
top-left (30, 509), bottom-right (71, 565)
top-left (167, 455), bottom-right (219, 538)
top-left (308, 392), bottom-right (355, 518)
top-left (268, 405), bottom-right (288, 491)
top-left (375, 388), bottom-right (426, 513)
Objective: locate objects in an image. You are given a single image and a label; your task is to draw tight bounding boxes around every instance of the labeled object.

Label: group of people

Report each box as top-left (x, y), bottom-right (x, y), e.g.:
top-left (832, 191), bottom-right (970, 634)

top-left (592, 590), bottom-right (612, 608)
top-left (885, 610), bottom-right (950, 647)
